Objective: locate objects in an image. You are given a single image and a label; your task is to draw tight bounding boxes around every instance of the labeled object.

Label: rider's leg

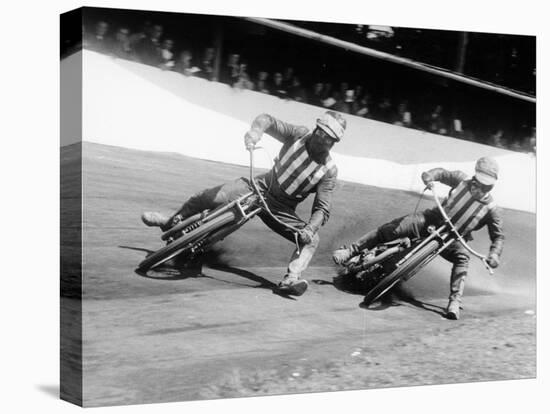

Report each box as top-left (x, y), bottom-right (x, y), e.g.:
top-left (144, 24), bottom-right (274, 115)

top-left (344, 212), bottom-right (428, 252)
top-left (333, 211), bottom-right (430, 264)
top-left (370, 212), bottom-right (428, 247)
top-left (257, 200), bottom-right (315, 295)
top-left (286, 233), bottom-right (319, 280)
top-left (143, 177), bottom-right (251, 230)
top-left (440, 241), bottom-right (470, 319)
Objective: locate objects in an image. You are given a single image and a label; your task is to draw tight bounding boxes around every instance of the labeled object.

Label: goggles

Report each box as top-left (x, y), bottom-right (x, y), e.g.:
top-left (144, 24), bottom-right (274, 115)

top-left (471, 177), bottom-right (494, 193)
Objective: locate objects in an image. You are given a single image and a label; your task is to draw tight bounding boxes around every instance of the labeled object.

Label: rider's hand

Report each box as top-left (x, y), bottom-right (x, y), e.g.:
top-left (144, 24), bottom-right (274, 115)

top-left (487, 252), bottom-right (500, 269)
top-left (421, 171), bottom-right (434, 189)
top-left (244, 129), bottom-right (262, 150)
top-left (298, 226), bottom-right (315, 245)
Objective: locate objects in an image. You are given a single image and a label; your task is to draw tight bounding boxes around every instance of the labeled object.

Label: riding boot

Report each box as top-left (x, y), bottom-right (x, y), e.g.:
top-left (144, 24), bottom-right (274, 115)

top-left (141, 211), bottom-right (171, 228)
top-left (446, 265), bottom-right (467, 320)
top-left (278, 233), bottom-right (320, 296)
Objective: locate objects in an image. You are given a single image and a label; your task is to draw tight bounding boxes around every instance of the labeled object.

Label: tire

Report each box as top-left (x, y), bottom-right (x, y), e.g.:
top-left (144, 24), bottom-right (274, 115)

top-left (138, 210), bottom-right (237, 271)
top-left (362, 240), bottom-right (440, 307)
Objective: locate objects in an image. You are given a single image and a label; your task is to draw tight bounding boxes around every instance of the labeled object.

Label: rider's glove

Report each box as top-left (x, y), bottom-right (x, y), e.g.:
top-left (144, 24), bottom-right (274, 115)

top-left (244, 129), bottom-right (262, 150)
top-left (298, 225), bottom-right (315, 245)
top-left (332, 244), bottom-right (359, 265)
top-left (487, 252), bottom-right (500, 269)
top-left (421, 171), bottom-right (434, 189)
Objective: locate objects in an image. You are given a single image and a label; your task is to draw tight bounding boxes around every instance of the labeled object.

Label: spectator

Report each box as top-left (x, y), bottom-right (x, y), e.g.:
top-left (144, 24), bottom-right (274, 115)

top-left (233, 63), bottom-right (254, 90)
top-left (174, 50), bottom-right (197, 76)
top-left (334, 90), bottom-right (354, 114)
top-left (128, 21), bottom-right (150, 52)
top-left (288, 76), bottom-right (307, 102)
top-left (354, 92), bottom-right (372, 117)
top-left (197, 47), bottom-right (215, 80)
top-left (282, 67), bottom-right (295, 89)
top-left (134, 24), bottom-right (163, 66)
top-left (255, 71), bottom-right (271, 94)
top-left (322, 82), bottom-right (333, 100)
top-left (111, 27), bottom-right (133, 59)
top-left (426, 104), bottom-right (448, 134)
top-left (222, 53), bottom-right (241, 85)
top-left (509, 139), bottom-right (524, 152)
top-left (376, 96), bottom-right (394, 123)
top-left (271, 72), bottom-right (288, 99)
top-left (393, 99), bottom-right (413, 127)
top-left (488, 128), bottom-right (505, 148)
top-left (336, 82), bottom-right (349, 103)
top-left (159, 38), bottom-right (175, 69)
top-left (450, 117), bottom-right (465, 139)
top-left (321, 83), bottom-right (336, 108)
top-left (353, 85), bottom-right (365, 102)
top-left (87, 21), bottom-right (111, 53)
top-left (347, 90), bottom-right (359, 113)
top-left (310, 82), bottom-right (325, 107)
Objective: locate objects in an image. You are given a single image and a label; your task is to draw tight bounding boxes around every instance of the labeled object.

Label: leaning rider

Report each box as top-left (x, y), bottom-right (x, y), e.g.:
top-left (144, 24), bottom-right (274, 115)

top-left (142, 111), bottom-right (346, 296)
top-left (332, 157), bottom-right (504, 319)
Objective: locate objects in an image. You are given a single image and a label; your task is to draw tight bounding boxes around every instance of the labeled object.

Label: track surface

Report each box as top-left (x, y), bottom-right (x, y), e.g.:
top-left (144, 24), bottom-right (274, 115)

top-left (71, 142), bottom-right (535, 406)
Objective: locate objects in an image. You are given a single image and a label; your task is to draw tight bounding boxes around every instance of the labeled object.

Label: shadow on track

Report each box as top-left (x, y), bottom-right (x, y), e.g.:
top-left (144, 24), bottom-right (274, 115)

top-left (125, 244), bottom-right (297, 300)
top-left (119, 245), bottom-right (154, 255)
top-left (317, 271), bottom-right (447, 317)
top-left (397, 297), bottom-right (447, 317)
top-left (362, 294), bottom-right (447, 318)
top-left (135, 263), bottom-right (297, 300)
top-left (207, 265), bottom-right (297, 301)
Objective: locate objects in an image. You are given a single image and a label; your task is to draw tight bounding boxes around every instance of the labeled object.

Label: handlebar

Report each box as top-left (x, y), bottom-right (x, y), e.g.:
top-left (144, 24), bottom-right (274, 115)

top-left (248, 146), bottom-right (303, 252)
top-left (429, 186), bottom-right (494, 275)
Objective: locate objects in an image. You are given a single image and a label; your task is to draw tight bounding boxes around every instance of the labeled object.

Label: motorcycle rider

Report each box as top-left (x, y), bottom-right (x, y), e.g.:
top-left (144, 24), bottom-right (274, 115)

top-left (332, 157), bottom-right (504, 319)
top-left (142, 111), bottom-right (346, 296)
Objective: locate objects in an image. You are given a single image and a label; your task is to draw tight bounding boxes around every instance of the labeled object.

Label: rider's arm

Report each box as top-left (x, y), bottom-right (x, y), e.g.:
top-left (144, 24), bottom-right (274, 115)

top-left (308, 167), bottom-right (338, 232)
top-left (249, 113), bottom-right (308, 144)
top-left (423, 168), bottom-right (468, 188)
top-left (481, 206), bottom-right (505, 258)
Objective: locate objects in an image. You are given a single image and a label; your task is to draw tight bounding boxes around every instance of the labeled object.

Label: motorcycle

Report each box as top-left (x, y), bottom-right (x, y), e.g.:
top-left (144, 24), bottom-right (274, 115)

top-left (338, 186), bottom-right (494, 307)
top-left (138, 147), bottom-right (302, 271)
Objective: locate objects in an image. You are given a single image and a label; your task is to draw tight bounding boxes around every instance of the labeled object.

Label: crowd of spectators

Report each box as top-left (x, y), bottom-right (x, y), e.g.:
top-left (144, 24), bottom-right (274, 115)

top-left (82, 19), bottom-right (536, 155)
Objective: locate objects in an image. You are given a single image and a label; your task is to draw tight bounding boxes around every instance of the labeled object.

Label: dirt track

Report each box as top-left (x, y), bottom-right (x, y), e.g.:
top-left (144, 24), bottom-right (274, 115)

top-left (67, 142), bottom-right (535, 406)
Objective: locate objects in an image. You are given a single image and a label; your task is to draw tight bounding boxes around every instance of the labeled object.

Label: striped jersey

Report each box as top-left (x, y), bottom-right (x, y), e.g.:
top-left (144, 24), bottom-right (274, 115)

top-left (443, 180), bottom-right (496, 235)
top-left (273, 136), bottom-right (336, 199)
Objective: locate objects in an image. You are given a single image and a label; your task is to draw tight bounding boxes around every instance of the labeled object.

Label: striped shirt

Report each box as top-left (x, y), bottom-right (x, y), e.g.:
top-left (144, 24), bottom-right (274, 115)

top-left (274, 137), bottom-right (336, 199)
top-left (425, 168), bottom-right (504, 256)
top-left (249, 113), bottom-right (338, 231)
top-left (443, 180), bottom-right (496, 235)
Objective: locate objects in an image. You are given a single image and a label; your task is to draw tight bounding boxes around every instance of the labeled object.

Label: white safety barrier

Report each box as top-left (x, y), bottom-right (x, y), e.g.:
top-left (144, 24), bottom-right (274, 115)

top-left (77, 51), bottom-right (535, 212)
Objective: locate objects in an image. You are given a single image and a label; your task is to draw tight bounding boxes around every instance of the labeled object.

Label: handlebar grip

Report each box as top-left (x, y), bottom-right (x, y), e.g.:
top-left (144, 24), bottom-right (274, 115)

top-left (482, 258), bottom-right (495, 275)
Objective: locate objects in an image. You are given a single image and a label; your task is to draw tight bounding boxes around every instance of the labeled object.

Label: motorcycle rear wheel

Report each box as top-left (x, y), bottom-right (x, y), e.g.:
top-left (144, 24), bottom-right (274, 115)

top-left (138, 210), bottom-right (237, 271)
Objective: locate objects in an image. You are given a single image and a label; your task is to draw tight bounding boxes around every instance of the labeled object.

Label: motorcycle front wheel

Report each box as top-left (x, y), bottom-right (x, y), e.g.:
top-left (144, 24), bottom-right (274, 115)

top-left (362, 239), bottom-right (440, 307)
